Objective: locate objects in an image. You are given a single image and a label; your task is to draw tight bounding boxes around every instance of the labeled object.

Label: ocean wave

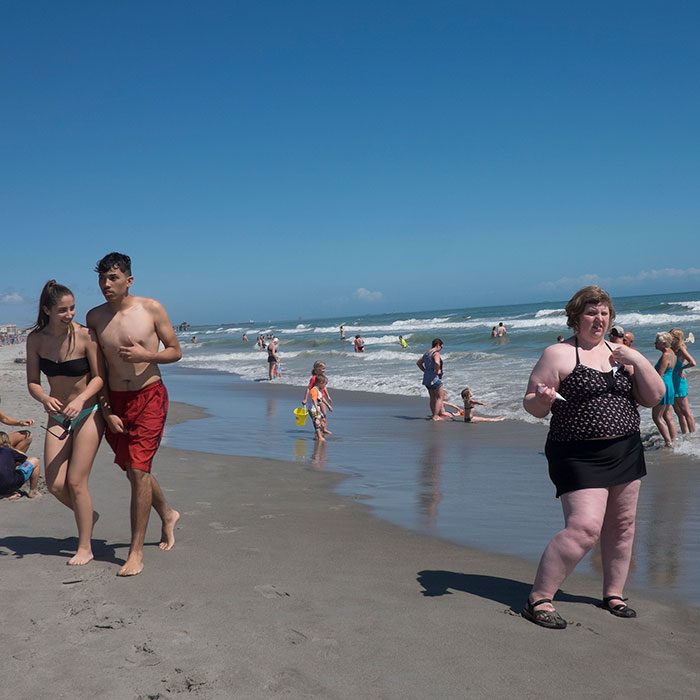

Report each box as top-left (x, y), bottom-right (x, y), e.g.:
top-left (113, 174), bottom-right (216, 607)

top-left (361, 334), bottom-right (413, 346)
top-left (535, 308), bottom-right (565, 318)
top-left (615, 312), bottom-right (700, 327)
top-left (668, 300), bottom-right (700, 312)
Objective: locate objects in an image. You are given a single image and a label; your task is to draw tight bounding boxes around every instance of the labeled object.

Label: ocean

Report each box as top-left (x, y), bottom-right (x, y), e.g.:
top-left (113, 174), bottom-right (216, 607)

top-left (174, 290), bottom-right (700, 458)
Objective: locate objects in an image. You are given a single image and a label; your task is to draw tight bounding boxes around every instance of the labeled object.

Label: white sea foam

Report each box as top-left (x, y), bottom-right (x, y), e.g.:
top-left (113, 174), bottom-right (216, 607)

top-left (535, 308), bottom-right (565, 318)
top-left (668, 300), bottom-right (700, 312)
top-left (361, 334), bottom-right (412, 346)
top-left (615, 312), bottom-right (700, 327)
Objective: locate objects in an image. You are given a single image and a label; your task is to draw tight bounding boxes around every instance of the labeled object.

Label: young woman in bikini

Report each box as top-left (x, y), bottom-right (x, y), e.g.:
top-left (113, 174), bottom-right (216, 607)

top-left (26, 280), bottom-right (105, 565)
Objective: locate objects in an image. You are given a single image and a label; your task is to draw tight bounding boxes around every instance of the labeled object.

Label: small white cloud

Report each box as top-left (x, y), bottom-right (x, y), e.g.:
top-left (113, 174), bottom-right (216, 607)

top-left (618, 267), bottom-right (700, 283)
top-left (0, 292), bottom-right (24, 304)
top-left (354, 287), bottom-right (383, 302)
top-left (538, 273), bottom-right (601, 291)
top-left (539, 266), bottom-right (700, 292)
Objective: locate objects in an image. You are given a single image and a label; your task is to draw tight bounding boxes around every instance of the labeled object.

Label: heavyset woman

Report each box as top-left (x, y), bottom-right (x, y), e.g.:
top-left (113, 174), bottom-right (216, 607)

top-left (26, 280), bottom-right (105, 565)
top-left (522, 286), bottom-right (664, 629)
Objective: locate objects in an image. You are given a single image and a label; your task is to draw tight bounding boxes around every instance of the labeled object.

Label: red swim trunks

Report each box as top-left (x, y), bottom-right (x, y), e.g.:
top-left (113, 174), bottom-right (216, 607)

top-left (105, 381), bottom-right (169, 472)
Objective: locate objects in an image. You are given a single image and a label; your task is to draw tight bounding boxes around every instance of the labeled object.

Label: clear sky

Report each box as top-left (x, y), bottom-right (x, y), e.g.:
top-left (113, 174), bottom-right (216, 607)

top-left (2, 1), bottom-right (699, 327)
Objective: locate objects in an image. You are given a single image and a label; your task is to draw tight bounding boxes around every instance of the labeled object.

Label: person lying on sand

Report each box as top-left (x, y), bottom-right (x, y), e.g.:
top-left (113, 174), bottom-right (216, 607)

top-left (442, 387), bottom-right (505, 423)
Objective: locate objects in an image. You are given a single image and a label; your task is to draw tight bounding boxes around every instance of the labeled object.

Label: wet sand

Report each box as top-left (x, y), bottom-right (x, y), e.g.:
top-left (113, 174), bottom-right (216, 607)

top-left (1, 345), bottom-right (698, 698)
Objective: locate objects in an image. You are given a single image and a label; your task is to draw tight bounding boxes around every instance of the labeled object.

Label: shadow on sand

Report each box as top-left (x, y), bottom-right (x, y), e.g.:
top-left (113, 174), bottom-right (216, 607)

top-left (0, 536), bottom-right (127, 565)
top-left (417, 570), bottom-right (599, 611)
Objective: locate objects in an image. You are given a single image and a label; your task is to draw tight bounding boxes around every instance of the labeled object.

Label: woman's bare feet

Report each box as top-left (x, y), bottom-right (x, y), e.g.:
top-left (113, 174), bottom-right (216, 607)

top-left (67, 548), bottom-right (94, 566)
top-left (159, 509), bottom-right (180, 550)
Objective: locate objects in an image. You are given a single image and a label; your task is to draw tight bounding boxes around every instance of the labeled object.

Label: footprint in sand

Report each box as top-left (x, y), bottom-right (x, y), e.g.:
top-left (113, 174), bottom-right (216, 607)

top-left (312, 637), bottom-right (340, 660)
top-left (126, 642), bottom-right (162, 667)
top-left (255, 584), bottom-right (291, 599)
top-left (264, 668), bottom-right (325, 695)
top-left (162, 669), bottom-right (208, 694)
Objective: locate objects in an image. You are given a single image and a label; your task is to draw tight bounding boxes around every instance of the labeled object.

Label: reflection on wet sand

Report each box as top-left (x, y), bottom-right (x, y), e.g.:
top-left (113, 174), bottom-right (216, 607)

top-left (418, 432), bottom-right (442, 529)
top-left (311, 439), bottom-right (328, 471)
top-left (294, 438), bottom-right (306, 462)
top-left (266, 397), bottom-right (277, 417)
top-left (645, 462), bottom-right (692, 588)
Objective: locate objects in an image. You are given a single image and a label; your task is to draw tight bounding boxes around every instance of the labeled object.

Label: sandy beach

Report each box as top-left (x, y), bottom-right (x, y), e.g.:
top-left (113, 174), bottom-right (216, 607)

top-left (1, 343), bottom-right (698, 699)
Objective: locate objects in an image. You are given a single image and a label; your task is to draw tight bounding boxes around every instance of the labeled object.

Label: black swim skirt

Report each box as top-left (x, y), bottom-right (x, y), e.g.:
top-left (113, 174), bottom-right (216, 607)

top-left (545, 433), bottom-right (646, 498)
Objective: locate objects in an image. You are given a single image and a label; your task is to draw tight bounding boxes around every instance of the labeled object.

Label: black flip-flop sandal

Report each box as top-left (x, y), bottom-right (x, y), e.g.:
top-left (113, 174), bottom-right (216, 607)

top-left (602, 596), bottom-right (637, 618)
top-left (522, 597), bottom-right (567, 629)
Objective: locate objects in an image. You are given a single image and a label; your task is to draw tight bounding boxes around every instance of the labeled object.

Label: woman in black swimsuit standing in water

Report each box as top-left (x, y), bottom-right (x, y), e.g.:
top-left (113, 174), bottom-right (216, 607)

top-left (26, 280), bottom-right (105, 566)
top-left (521, 286), bottom-right (664, 629)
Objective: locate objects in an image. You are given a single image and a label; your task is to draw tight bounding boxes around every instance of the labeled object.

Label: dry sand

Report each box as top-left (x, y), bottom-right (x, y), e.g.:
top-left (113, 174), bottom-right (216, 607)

top-left (0, 344), bottom-right (698, 699)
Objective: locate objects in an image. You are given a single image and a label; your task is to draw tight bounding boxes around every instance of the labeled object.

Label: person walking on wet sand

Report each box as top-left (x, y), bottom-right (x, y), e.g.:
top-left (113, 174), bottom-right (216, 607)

top-left (522, 286), bottom-right (663, 629)
top-left (87, 252), bottom-right (181, 577)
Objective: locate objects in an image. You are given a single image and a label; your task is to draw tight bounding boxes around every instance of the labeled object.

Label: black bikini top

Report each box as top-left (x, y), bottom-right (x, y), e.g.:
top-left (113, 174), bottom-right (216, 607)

top-left (39, 356), bottom-right (90, 377)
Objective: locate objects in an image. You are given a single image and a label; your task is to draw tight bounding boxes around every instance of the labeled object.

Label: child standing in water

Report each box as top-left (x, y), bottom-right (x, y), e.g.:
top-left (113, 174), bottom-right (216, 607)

top-left (302, 362), bottom-right (333, 433)
top-left (308, 375), bottom-right (330, 441)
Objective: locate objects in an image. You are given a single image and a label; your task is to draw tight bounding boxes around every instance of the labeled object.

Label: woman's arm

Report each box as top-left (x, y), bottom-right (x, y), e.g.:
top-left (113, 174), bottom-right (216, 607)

top-left (60, 329), bottom-right (105, 419)
top-left (611, 345), bottom-right (665, 407)
top-left (26, 332), bottom-right (63, 413)
top-left (523, 346), bottom-right (562, 418)
top-left (679, 346), bottom-right (696, 371)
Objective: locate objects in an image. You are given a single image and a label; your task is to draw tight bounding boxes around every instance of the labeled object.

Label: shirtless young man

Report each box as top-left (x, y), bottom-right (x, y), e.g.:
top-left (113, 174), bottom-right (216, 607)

top-left (87, 252), bottom-right (182, 577)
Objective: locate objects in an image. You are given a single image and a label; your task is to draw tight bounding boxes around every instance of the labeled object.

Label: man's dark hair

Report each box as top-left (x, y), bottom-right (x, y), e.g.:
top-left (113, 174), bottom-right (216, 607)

top-left (431, 338), bottom-right (443, 347)
top-left (95, 252), bottom-right (132, 275)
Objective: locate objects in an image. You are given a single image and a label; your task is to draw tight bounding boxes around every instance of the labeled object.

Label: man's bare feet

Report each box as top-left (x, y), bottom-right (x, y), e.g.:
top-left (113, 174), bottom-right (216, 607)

top-left (27, 489), bottom-right (40, 498)
top-left (2, 491), bottom-right (23, 501)
top-left (117, 554), bottom-right (144, 576)
top-left (159, 509), bottom-right (180, 551)
top-left (67, 549), bottom-right (94, 566)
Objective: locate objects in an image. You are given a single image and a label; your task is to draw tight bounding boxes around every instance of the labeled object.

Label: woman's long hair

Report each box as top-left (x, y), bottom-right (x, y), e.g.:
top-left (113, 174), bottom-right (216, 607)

top-left (33, 280), bottom-right (75, 354)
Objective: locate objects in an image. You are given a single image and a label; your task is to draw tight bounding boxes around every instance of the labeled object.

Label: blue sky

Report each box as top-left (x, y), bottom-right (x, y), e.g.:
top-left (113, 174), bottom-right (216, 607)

top-left (2, 1), bottom-right (699, 327)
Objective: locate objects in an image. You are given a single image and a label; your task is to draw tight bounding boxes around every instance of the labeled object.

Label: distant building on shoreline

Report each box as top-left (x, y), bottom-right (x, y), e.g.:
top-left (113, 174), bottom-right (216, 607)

top-left (0, 323), bottom-right (23, 345)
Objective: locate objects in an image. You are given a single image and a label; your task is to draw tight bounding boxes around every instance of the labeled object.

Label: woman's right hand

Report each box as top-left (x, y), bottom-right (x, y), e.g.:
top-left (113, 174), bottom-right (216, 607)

top-left (42, 396), bottom-right (63, 413)
top-left (535, 383), bottom-right (557, 408)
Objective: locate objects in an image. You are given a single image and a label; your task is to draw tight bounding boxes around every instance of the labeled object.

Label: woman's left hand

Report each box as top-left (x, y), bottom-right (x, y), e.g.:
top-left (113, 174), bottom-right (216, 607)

top-left (61, 398), bottom-right (84, 420)
top-left (610, 344), bottom-right (641, 368)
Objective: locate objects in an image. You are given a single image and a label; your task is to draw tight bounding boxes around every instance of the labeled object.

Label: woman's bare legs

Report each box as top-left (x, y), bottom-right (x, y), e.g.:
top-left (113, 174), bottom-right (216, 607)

top-left (600, 480), bottom-right (640, 600)
top-left (65, 414), bottom-right (103, 564)
top-left (43, 415), bottom-right (103, 565)
top-left (652, 405), bottom-right (675, 447)
top-left (674, 396), bottom-right (696, 434)
top-left (44, 428), bottom-right (74, 509)
top-left (529, 488), bottom-right (608, 611)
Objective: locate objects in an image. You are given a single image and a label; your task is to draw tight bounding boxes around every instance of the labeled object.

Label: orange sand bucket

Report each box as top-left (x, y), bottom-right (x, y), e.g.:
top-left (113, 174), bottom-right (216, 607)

top-left (293, 406), bottom-right (309, 427)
